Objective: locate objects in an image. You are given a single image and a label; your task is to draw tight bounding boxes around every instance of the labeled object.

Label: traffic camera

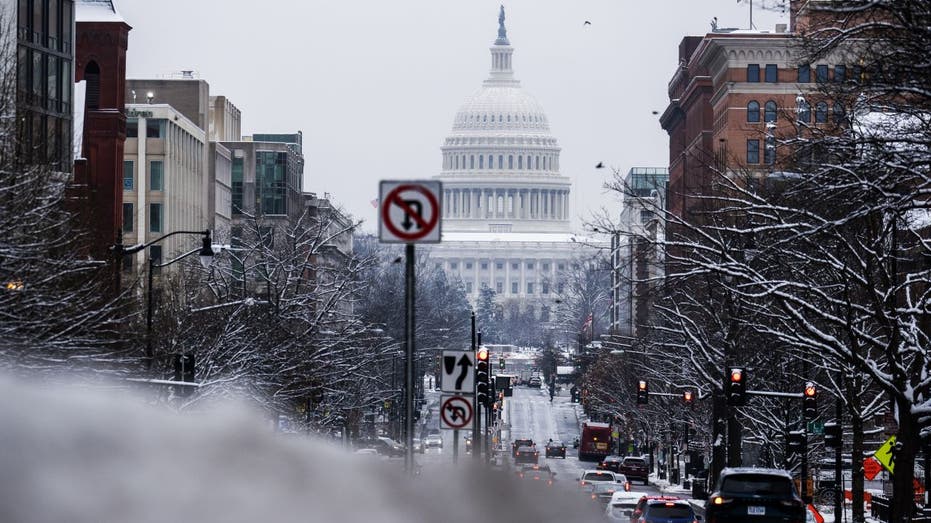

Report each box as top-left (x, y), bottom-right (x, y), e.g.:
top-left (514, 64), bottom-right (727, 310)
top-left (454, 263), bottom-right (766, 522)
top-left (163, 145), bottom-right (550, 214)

top-left (824, 421), bottom-right (841, 448)
top-left (636, 380), bottom-right (648, 405)
top-left (726, 367), bottom-right (747, 406)
top-left (803, 382), bottom-right (817, 420)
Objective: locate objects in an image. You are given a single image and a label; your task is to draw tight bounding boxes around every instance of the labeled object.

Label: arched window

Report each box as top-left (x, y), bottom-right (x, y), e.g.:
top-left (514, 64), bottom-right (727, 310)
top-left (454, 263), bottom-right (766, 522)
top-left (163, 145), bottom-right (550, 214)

top-left (498, 155), bottom-right (503, 169)
top-left (535, 156), bottom-right (540, 169)
top-left (483, 114), bottom-right (487, 122)
top-left (833, 102), bottom-right (846, 124)
top-left (527, 155), bottom-right (532, 169)
top-left (488, 154), bottom-right (493, 169)
top-left (84, 61), bottom-right (101, 110)
top-left (815, 101), bottom-right (828, 123)
top-left (518, 155), bottom-right (523, 169)
top-left (507, 114), bottom-right (511, 122)
top-left (764, 100), bottom-right (777, 122)
top-left (470, 155), bottom-right (474, 169)
top-left (747, 101), bottom-right (760, 123)
top-left (797, 100), bottom-right (811, 123)
top-left (479, 155), bottom-right (484, 169)
top-left (455, 156), bottom-right (459, 169)
top-left (508, 155), bottom-right (513, 169)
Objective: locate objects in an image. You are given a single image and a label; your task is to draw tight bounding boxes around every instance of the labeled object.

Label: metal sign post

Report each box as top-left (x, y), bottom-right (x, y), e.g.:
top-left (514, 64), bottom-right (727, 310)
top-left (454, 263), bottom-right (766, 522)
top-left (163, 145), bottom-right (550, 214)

top-left (378, 180), bottom-right (442, 476)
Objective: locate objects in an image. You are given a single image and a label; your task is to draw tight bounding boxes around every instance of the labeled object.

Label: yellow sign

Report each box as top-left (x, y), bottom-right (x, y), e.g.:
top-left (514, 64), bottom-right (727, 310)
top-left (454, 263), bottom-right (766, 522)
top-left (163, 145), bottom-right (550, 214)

top-left (873, 436), bottom-right (896, 474)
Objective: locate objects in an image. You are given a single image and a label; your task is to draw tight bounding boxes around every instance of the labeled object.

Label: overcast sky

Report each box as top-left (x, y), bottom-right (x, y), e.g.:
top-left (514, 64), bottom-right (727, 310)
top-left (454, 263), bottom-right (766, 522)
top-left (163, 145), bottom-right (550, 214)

top-left (117, 0), bottom-right (787, 233)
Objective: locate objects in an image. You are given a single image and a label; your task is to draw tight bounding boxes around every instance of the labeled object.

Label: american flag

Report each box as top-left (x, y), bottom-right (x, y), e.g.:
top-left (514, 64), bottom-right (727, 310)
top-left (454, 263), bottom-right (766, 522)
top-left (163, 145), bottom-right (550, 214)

top-left (581, 312), bottom-right (593, 333)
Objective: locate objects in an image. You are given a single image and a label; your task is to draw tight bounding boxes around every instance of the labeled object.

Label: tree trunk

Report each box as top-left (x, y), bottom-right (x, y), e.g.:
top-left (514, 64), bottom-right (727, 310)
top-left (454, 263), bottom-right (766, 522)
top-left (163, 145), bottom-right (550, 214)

top-left (711, 390), bottom-right (727, 484)
top-left (850, 402), bottom-right (865, 523)
top-left (890, 397), bottom-right (918, 522)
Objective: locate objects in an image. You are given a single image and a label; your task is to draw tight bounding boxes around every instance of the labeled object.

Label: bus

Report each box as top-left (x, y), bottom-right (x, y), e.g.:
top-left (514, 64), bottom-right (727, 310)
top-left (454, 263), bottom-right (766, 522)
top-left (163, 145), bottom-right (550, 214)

top-left (578, 421), bottom-right (612, 462)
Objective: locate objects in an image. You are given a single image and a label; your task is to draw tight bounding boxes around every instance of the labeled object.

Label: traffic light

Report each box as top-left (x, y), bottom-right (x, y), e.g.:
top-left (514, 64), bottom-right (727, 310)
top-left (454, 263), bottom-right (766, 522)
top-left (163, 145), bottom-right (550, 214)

top-left (499, 357), bottom-right (506, 370)
top-left (636, 380), bottom-right (648, 405)
top-left (683, 389), bottom-right (694, 406)
top-left (476, 348), bottom-right (490, 407)
top-left (787, 429), bottom-right (807, 455)
top-left (824, 421), bottom-right (841, 448)
top-left (727, 367), bottom-right (747, 406)
top-left (803, 382), bottom-right (817, 420)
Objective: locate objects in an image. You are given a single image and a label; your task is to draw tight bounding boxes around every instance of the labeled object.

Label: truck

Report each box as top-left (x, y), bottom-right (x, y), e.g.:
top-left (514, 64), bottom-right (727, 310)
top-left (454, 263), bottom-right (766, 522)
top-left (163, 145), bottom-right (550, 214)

top-left (578, 421), bottom-right (612, 462)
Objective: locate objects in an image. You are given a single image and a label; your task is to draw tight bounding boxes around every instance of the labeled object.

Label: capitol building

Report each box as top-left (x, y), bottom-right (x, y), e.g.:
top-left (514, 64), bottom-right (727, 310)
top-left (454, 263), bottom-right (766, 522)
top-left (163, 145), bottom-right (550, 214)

top-left (429, 9), bottom-right (589, 314)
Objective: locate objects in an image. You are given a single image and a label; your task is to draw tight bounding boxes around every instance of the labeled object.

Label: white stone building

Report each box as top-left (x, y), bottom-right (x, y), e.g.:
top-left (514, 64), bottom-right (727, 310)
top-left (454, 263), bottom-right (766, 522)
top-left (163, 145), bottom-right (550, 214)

top-left (428, 9), bottom-right (591, 314)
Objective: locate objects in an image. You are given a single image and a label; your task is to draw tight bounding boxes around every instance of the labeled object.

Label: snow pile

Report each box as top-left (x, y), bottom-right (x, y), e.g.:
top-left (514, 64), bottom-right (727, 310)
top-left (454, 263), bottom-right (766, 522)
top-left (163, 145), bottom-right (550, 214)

top-left (0, 376), bottom-right (600, 523)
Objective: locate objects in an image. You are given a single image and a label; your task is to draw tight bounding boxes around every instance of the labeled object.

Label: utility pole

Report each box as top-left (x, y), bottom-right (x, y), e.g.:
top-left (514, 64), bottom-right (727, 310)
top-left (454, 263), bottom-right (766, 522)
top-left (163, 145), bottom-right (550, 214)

top-left (471, 312), bottom-right (481, 462)
top-left (404, 243), bottom-right (415, 475)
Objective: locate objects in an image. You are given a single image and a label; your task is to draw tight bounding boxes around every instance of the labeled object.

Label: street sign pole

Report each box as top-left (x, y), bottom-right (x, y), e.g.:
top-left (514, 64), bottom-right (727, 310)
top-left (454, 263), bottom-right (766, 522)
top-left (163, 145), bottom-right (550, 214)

top-left (404, 243), bottom-right (415, 476)
top-left (834, 397), bottom-right (843, 521)
top-left (453, 429), bottom-right (459, 464)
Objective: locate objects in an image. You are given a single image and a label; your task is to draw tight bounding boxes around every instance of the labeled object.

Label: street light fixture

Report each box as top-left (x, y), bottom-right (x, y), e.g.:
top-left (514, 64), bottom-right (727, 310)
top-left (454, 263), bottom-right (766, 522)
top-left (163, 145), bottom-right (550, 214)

top-left (111, 229), bottom-right (214, 370)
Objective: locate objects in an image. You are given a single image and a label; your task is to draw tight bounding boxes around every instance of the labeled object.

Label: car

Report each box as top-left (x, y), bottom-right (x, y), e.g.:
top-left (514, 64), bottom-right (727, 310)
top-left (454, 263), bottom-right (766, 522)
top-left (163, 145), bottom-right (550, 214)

top-left (463, 431), bottom-right (473, 453)
top-left (588, 481), bottom-right (625, 504)
top-left (514, 445), bottom-right (540, 464)
top-left (578, 469), bottom-right (619, 489)
top-left (424, 433), bottom-right (443, 448)
top-left (618, 456), bottom-right (649, 485)
top-left (598, 455), bottom-right (624, 472)
top-left (353, 448), bottom-right (379, 456)
top-left (630, 495), bottom-right (681, 523)
top-left (704, 468), bottom-right (805, 523)
top-left (604, 491), bottom-right (643, 522)
top-left (512, 438), bottom-right (535, 457)
top-left (355, 436), bottom-right (405, 458)
top-left (412, 438), bottom-right (425, 454)
top-left (638, 499), bottom-right (696, 523)
top-left (528, 376), bottom-right (542, 387)
top-left (516, 464), bottom-right (556, 485)
top-left (545, 440), bottom-right (567, 458)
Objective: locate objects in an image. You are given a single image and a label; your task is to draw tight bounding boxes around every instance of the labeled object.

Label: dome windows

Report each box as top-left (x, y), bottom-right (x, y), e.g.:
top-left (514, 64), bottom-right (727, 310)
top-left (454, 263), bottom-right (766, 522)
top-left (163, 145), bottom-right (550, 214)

top-left (518, 155), bottom-right (523, 169)
top-left (479, 155), bottom-right (484, 169)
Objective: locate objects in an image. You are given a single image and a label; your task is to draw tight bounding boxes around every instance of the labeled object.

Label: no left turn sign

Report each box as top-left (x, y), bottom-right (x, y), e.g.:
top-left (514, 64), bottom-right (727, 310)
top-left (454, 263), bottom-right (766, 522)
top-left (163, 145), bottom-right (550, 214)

top-left (440, 395), bottom-right (473, 430)
top-left (379, 180), bottom-right (442, 243)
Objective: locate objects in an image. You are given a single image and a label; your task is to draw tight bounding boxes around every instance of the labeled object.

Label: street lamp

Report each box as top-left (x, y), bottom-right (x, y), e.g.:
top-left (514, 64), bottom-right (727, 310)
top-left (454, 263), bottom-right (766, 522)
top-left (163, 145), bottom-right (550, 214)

top-left (111, 229), bottom-right (214, 370)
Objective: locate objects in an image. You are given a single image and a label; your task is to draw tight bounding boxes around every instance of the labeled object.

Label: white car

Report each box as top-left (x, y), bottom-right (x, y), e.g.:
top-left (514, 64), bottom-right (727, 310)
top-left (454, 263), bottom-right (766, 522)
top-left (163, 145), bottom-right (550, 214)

top-left (578, 469), bottom-right (618, 489)
top-left (604, 490), bottom-right (642, 522)
top-left (424, 433), bottom-right (443, 448)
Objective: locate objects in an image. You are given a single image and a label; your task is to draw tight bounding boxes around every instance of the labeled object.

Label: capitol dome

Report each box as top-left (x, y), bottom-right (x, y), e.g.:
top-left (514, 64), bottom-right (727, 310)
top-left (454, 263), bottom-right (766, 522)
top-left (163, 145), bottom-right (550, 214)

top-left (436, 7), bottom-right (570, 235)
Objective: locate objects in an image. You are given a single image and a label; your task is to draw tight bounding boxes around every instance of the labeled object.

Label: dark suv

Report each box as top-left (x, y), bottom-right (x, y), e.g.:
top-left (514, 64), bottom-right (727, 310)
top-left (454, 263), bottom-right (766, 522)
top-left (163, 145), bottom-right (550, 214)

top-left (705, 468), bottom-right (805, 523)
top-left (512, 438), bottom-right (535, 457)
top-left (618, 456), bottom-right (649, 485)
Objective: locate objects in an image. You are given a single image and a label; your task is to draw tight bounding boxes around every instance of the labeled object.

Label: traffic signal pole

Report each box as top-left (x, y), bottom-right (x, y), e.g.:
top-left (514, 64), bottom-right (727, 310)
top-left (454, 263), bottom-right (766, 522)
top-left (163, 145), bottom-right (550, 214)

top-left (471, 312), bottom-right (481, 462)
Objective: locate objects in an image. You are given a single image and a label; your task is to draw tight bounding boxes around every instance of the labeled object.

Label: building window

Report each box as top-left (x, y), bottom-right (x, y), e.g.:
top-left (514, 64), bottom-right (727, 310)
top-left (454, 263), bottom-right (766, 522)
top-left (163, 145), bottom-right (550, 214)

top-left (558, 263), bottom-right (565, 271)
top-left (815, 101), bottom-right (828, 123)
top-left (527, 282), bottom-right (534, 294)
top-left (764, 64), bottom-right (778, 83)
top-left (518, 155), bottom-right (523, 169)
top-left (640, 209), bottom-right (655, 222)
top-left (149, 203), bottom-right (162, 232)
top-left (470, 155), bottom-right (474, 169)
top-left (527, 262), bottom-right (534, 270)
top-left (747, 101), bottom-right (760, 123)
top-left (123, 160), bottom-right (134, 191)
top-left (764, 136), bottom-right (775, 165)
top-left (542, 263), bottom-right (549, 271)
top-left (508, 155), bottom-right (513, 169)
top-left (149, 161), bottom-right (163, 191)
top-left (512, 262), bottom-right (518, 270)
top-left (496, 281), bottom-right (503, 293)
top-left (511, 281), bottom-right (518, 294)
top-left (850, 65), bottom-right (861, 84)
top-left (231, 154), bottom-right (243, 214)
top-left (498, 155), bottom-right (503, 169)
top-left (816, 64), bottom-right (829, 83)
top-left (479, 155), bottom-right (484, 169)
top-left (122, 203), bottom-right (133, 232)
top-left (747, 64), bottom-right (760, 82)
top-left (833, 65), bottom-right (846, 83)
top-left (466, 281), bottom-right (473, 293)
top-left (798, 99), bottom-right (811, 123)
top-left (798, 64), bottom-right (811, 83)
top-left (833, 103), bottom-right (846, 124)
top-left (465, 262), bottom-right (473, 269)
top-left (257, 151), bottom-right (287, 215)
top-left (126, 118), bottom-right (138, 138)
top-left (542, 282), bottom-right (549, 294)
top-left (764, 100), bottom-right (777, 123)
top-left (146, 119), bottom-right (166, 138)
top-left (747, 139), bottom-right (760, 164)
top-left (557, 282), bottom-right (564, 294)
top-left (450, 262), bottom-right (458, 269)
top-left (496, 262), bottom-right (503, 270)
top-left (481, 262), bottom-right (488, 270)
